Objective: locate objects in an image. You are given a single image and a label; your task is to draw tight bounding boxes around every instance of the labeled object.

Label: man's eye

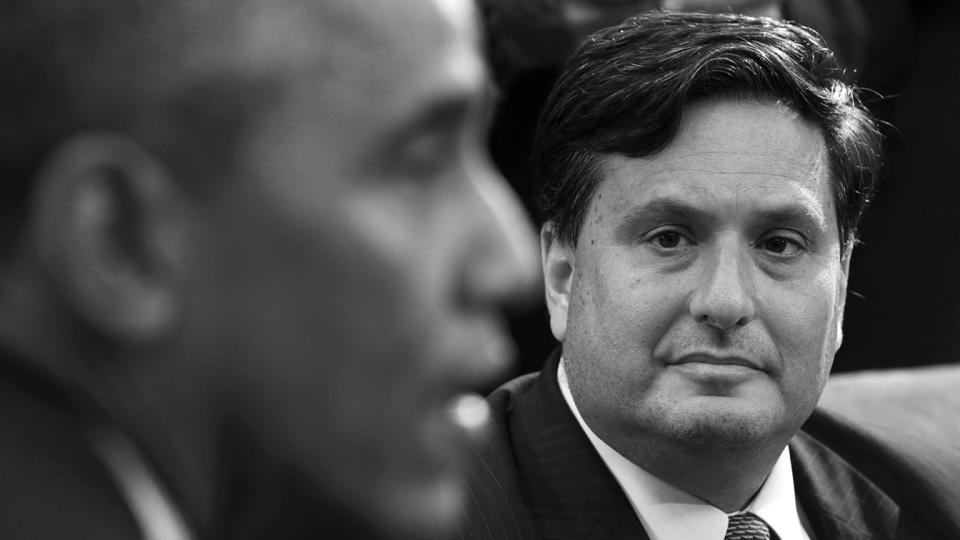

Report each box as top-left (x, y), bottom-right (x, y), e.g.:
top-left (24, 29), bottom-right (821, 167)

top-left (759, 236), bottom-right (803, 256)
top-left (649, 230), bottom-right (690, 249)
top-left (398, 136), bottom-right (449, 179)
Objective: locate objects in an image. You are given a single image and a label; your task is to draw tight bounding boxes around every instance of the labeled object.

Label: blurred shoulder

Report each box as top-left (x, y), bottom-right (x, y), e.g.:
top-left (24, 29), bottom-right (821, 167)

top-left (799, 406), bottom-right (960, 538)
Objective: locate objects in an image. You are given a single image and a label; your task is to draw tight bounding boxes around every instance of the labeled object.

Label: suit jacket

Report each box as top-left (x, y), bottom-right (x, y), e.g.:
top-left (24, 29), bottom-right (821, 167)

top-left (458, 349), bottom-right (960, 540)
top-left (0, 349), bottom-right (385, 540)
top-left (0, 354), bottom-right (144, 539)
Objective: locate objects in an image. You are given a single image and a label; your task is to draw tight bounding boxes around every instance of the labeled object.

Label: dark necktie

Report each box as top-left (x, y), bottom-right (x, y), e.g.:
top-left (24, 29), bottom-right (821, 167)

top-left (724, 512), bottom-right (773, 540)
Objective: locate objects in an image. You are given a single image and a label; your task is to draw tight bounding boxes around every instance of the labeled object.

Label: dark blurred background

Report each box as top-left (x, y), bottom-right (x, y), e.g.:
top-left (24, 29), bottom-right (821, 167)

top-left (486, 0), bottom-right (960, 379)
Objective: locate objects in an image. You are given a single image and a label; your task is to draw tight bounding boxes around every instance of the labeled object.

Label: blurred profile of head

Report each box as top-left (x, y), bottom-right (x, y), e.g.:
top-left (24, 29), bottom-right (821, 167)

top-left (0, 0), bottom-right (538, 537)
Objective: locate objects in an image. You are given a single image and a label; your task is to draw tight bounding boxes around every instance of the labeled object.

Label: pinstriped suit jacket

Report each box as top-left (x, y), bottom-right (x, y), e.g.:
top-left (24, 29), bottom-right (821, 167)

top-left (458, 349), bottom-right (960, 540)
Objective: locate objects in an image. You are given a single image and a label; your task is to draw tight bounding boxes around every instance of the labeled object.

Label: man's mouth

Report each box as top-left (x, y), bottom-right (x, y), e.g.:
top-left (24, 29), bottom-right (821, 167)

top-left (668, 352), bottom-right (766, 372)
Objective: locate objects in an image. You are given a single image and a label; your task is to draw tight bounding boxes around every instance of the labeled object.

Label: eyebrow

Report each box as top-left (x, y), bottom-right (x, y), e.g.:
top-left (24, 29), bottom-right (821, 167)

top-left (393, 49), bottom-right (494, 140)
top-left (382, 77), bottom-right (496, 156)
top-left (614, 197), bottom-right (829, 241)
top-left (371, 92), bottom-right (474, 166)
top-left (753, 205), bottom-right (828, 231)
top-left (616, 199), bottom-right (702, 230)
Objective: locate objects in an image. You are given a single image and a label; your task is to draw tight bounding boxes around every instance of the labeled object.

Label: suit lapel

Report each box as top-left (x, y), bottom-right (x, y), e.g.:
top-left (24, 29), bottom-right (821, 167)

top-left (508, 350), bottom-right (648, 540)
top-left (790, 428), bottom-right (899, 540)
top-left (505, 350), bottom-right (915, 540)
top-left (0, 349), bottom-right (145, 539)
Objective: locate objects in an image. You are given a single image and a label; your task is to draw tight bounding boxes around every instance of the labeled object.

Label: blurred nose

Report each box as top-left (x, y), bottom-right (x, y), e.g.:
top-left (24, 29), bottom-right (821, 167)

top-left (688, 237), bottom-right (756, 330)
top-left (460, 161), bottom-right (540, 317)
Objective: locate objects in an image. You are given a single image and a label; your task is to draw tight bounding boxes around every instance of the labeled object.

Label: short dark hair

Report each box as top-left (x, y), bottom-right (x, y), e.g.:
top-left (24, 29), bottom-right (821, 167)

top-left (0, 2), bottom-right (284, 251)
top-left (535, 11), bottom-right (882, 254)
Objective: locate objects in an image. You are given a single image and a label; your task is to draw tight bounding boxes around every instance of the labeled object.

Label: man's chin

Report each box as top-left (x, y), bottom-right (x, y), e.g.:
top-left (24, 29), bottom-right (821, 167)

top-left (659, 400), bottom-right (782, 450)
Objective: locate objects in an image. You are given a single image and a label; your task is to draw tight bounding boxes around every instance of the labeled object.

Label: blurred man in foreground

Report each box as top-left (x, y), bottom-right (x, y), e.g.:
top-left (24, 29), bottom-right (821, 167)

top-left (0, 0), bottom-right (537, 538)
top-left (461, 11), bottom-right (960, 540)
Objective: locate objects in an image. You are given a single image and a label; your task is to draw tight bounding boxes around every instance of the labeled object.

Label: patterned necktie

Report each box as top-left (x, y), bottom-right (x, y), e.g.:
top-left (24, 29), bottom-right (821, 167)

top-left (724, 512), bottom-right (773, 540)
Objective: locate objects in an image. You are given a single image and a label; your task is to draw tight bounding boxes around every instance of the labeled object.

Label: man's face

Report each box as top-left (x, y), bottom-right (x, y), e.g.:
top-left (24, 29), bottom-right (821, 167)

top-left (550, 98), bottom-right (847, 459)
top-left (178, 0), bottom-right (537, 535)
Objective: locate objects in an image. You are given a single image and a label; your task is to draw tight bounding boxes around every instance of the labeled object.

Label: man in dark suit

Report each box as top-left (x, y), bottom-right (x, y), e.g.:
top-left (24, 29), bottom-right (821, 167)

top-left (0, 0), bottom-right (538, 538)
top-left (460, 11), bottom-right (960, 540)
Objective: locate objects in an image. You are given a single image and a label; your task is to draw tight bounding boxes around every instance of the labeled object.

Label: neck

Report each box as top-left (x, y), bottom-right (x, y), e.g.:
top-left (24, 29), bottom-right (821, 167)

top-left (113, 363), bottom-right (321, 538)
top-left (0, 256), bottom-right (253, 536)
top-left (0, 259), bottom-right (94, 392)
top-left (0, 266), bottom-right (216, 534)
top-left (118, 396), bottom-right (371, 538)
top-left (612, 433), bottom-right (786, 512)
top-left (104, 354), bottom-right (223, 535)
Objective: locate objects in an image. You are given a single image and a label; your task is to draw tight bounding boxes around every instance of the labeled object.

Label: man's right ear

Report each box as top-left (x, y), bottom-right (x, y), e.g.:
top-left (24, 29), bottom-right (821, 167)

top-left (28, 133), bottom-right (188, 345)
top-left (541, 223), bottom-right (575, 342)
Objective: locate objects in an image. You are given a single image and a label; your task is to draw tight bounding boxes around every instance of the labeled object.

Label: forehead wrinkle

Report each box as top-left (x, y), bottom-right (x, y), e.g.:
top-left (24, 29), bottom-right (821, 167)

top-left (641, 168), bottom-right (823, 184)
top-left (655, 149), bottom-right (826, 179)
top-left (676, 98), bottom-right (830, 171)
top-left (630, 185), bottom-right (827, 218)
top-left (602, 163), bottom-right (831, 230)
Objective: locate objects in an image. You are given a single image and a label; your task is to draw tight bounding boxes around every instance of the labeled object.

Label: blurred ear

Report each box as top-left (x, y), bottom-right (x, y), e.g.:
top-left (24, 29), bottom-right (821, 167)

top-left (541, 223), bottom-right (574, 342)
top-left (29, 134), bottom-right (186, 343)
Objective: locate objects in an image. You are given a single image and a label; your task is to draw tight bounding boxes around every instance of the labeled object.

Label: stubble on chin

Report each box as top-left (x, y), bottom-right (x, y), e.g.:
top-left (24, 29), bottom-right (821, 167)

top-left (651, 405), bottom-right (782, 453)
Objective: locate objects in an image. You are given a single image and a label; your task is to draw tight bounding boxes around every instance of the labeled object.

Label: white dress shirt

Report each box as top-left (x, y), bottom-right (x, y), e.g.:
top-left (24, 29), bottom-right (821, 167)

top-left (90, 426), bottom-right (194, 540)
top-left (558, 358), bottom-right (811, 540)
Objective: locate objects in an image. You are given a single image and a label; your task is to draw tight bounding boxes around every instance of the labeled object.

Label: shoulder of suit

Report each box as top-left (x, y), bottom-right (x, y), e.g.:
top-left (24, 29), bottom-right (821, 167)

top-left (470, 370), bottom-right (540, 474)
top-left (803, 406), bottom-right (960, 473)
top-left (487, 371), bottom-right (539, 417)
top-left (456, 371), bottom-right (542, 540)
top-left (799, 407), bottom-right (960, 537)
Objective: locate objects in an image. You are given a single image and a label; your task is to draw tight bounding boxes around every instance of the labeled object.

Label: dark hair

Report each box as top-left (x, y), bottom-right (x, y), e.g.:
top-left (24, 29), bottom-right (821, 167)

top-left (0, 2), bottom-right (281, 251)
top-left (535, 11), bottom-right (882, 254)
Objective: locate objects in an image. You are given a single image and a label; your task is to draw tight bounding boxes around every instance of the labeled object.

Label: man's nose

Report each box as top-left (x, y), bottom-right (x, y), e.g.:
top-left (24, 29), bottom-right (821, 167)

top-left (461, 165), bottom-right (540, 311)
top-left (688, 239), bottom-right (756, 330)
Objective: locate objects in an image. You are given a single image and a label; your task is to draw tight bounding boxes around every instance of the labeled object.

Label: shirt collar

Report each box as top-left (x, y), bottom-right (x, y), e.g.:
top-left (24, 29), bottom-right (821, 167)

top-left (557, 357), bottom-right (809, 540)
top-left (90, 426), bottom-right (194, 540)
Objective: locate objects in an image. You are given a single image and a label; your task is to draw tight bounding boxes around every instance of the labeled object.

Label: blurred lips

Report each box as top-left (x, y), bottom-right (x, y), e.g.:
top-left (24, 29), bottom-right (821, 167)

top-left (447, 393), bottom-right (490, 433)
top-left (443, 317), bottom-right (514, 396)
top-left (419, 317), bottom-right (513, 458)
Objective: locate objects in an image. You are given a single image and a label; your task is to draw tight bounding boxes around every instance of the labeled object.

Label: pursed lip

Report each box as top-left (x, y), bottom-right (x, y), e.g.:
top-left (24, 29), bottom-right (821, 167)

top-left (667, 352), bottom-right (766, 372)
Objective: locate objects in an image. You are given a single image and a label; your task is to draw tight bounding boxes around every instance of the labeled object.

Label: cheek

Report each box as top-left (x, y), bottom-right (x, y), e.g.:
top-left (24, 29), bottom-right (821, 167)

top-left (219, 200), bottom-right (434, 423)
top-left (569, 251), bottom-right (687, 377)
top-left (578, 249), bottom-right (690, 326)
top-left (763, 275), bottom-right (841, 387)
